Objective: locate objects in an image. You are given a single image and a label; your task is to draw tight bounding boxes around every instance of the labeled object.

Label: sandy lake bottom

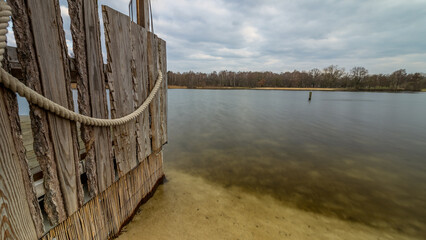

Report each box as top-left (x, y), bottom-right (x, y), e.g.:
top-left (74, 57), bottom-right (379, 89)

top-left (117, 169), bottom-right (420, 240)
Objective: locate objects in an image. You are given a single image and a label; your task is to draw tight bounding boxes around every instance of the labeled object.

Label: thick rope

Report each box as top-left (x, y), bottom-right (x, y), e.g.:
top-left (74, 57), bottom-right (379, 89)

top-left (0, 1), bottom-right (163, 127)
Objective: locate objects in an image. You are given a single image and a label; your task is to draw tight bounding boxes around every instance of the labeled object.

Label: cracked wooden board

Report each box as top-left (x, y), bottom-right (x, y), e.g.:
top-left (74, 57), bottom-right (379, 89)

top-left (68, 0), bottom-right (114, 196)
top-left (103, 6), bottom-right (138, 176)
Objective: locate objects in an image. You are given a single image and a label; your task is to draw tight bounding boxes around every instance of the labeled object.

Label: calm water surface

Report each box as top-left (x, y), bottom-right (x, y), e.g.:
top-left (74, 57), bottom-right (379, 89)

top-left (165, 90), bottom-right (426, 237)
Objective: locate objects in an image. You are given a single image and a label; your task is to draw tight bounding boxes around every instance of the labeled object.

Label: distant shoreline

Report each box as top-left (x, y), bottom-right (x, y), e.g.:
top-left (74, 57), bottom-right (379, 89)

top-left (169, 85), bottom-right (426, 92)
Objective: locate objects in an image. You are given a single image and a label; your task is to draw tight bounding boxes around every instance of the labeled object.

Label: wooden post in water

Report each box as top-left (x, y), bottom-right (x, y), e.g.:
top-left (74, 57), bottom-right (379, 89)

top-left (309, 91), bottom-right (312, 101)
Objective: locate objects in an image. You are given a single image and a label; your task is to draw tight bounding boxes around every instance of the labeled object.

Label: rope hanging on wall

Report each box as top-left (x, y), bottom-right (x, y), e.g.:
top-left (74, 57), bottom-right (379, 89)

top-left (0, 1), bottom-right (162, 127)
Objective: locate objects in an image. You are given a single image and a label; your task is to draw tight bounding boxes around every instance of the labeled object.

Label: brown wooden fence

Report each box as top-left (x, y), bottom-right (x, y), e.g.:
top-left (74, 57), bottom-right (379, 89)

top-left (0, 0), bottom-right (167, 239)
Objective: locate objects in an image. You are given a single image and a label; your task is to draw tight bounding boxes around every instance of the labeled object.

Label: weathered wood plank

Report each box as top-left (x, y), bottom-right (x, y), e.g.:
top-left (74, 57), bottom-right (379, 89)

top-left (20, 116), bottom-right (86, 182)
top-left (0, 88), bottom-right (38, 240)
top-left (9, 0), bottom-right (67, 225)
top-left (68, 0), bottom-right (114, 196)
top-left (137, 0), bottom-right (150, 28)
top-left (103, 6), bottom-right (138, 176)
top-left (147, 150), bottom-right (163, 190)
top-left (2, 50), bottom-right (45, 237)
top-left (158, 39), bottom-right (168, 145)
top-left (41, 151), bottom-right (165, 240)
top-left (57, 0), bottom-right (86, 210)
top-left (82, 0), bottom-right (115, 193)
top-left (26, 0), bottom-right (83, 215)
top-left (68, 0), bottom-right (97, 199)
top-left (147, 32), bottom-right (162, 152)
top-left (131, 21), bottom-right (152, 162)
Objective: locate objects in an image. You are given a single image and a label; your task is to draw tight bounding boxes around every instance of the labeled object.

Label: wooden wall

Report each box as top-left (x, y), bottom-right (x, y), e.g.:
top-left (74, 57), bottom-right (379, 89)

top-left (1, 0), bottom-right (167, 239)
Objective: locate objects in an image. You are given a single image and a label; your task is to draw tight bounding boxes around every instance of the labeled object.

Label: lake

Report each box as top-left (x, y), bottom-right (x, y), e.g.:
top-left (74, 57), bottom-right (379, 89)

top-left (164, 89), bottom-right (426, 238)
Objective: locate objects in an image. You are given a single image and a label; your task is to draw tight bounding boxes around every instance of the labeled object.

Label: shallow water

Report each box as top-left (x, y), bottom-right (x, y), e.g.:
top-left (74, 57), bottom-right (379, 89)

top-left (118, 169), bottom-right (418, 240)
top-left (164, 90), bottom-right (426, 238)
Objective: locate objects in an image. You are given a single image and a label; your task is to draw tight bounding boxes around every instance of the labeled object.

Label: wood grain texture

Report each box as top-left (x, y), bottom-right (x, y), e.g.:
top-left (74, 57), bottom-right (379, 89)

top-left (2, 52), bottom-right (45, 237)
top-left (0, 88), bottom-right (38, 240)
top-left (68, 0), bottom-right (97, 199)
top-left (9, 0), bottom-right (67, 225)
top-left (147, 32), bottom-right (162, 152)
top-left (26, 0), bottom-right (83, 215)
top-left (83, 0), bottom-right (115, 193)
top-left (131, 21), bottom-right (152, 162)
top-left (56, 0), bottom-right (85, 210)
top-left (137, 0), bottom-right (150, 28)
top-left (158, 39), bottom-right (168, 145)
top-left (41, 153), bottom-right (165, 240)
top-left (68, 0), bottom-right (114, 196)
top-left (103, 6), bottom-right (138, 176)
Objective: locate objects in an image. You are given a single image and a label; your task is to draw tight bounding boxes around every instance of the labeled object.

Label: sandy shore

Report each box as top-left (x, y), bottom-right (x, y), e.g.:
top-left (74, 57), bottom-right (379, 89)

top-left (117, 169), bottom-right (418, 240)
top-left (252, 87), bottom-right (343, 91)
top-left (168, 85), bottom-right (344, 91)
top-left (168, 86), bottom-right (426, 92)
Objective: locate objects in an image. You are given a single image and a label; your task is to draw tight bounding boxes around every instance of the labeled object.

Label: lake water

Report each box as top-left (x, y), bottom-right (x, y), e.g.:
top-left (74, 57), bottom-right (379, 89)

top-left (164, 89), bottom-right (426, 238)
top-left (17, 89), bottom-right (426, 238)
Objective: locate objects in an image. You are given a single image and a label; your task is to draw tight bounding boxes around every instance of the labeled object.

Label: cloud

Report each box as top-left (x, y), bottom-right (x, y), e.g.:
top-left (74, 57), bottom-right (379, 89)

top-left (60, 6), bottom-right (69, 18)
top-left (6, 27), bottom-right (16, 47)
top-left (217, 48), bottom-right (257, 58)
top-left (7, 0), bottom-right (423, 74)
top-left (148, 0), bottom-right (426, 74)
top-left (240, 26), bottom-right (263, 43)
top-left (189, 53), bottom-right (223, 60)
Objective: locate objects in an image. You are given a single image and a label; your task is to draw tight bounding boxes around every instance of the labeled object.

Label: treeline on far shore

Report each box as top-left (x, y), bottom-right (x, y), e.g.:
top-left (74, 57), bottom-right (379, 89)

top-left (167, 66), bottom-right (426, 91)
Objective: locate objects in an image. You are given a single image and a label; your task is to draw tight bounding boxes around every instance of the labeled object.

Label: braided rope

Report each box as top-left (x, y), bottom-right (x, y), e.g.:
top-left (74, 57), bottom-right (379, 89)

top-left (0, 1), bottom-right (163, 127)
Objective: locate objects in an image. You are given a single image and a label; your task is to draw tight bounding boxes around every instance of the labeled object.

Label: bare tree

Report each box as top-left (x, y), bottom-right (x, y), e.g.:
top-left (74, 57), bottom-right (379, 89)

top-left (390, 69), bottom-right (407, 90)
top-left (166, 67), bottom-right (424, 91)
top-left (323, 65), bottom-right (345, 87)
top-left (351, 66), bottom-right (368, 89)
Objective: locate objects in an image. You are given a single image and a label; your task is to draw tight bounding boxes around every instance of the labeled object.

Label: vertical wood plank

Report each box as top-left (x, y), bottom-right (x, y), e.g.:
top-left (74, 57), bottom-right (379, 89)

top-left (103, 6), bottom-right (138, 177)
top-left (2, 51), bottom-right (45, 237)
top-left (68, 0), bottom-right (98, 198)
top-left (83, 0), bottom-right (115, 193)
top-left (9, 0), bottom-right (68, 225)
top-left (148, 32), bottom-right (162, 152)
top-left (131, 21), bottom-right (152, 162)
top-left (68, 0), bottom-right (114, 196)
top-left (158, 39), bottom-right (168, 145)
top-left (0, 88), bottom-right (38, 240)
top-left (26, 0), bottom-right (83, 215)
top-left (137, 0), bottom-right (150, 28)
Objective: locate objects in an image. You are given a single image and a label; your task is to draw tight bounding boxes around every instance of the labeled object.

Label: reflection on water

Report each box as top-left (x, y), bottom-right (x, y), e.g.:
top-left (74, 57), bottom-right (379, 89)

top-left (165, 90), bottom-right (426, 238)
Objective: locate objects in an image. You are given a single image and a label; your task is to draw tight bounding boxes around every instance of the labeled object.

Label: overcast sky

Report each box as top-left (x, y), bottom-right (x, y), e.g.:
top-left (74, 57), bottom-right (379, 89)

top-left (8, 0), bottom-right (426, 74)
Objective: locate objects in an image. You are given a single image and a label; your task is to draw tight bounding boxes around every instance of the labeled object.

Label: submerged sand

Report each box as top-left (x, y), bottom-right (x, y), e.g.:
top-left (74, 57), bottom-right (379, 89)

top-left (117, 169), bottom-right (418, 240)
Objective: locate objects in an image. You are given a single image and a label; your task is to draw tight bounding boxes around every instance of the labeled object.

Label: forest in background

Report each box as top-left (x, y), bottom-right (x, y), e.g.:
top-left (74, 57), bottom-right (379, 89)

top-left (167, 66), bottom-right (426, 91)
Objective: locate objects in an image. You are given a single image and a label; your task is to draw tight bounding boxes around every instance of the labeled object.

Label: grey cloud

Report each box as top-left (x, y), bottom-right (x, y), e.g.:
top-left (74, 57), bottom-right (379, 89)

top-left (7, 0), bottom-right (425, 74)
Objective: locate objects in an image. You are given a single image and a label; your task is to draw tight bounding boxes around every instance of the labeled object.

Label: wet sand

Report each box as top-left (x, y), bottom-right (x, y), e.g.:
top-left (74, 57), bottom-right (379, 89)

top-left (117, 169), bottom-right (418, 240)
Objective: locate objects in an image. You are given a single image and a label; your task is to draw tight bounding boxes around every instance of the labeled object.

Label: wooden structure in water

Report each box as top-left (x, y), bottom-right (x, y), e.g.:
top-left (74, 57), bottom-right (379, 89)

top-left (0, 0), bottom-right (167, 239)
